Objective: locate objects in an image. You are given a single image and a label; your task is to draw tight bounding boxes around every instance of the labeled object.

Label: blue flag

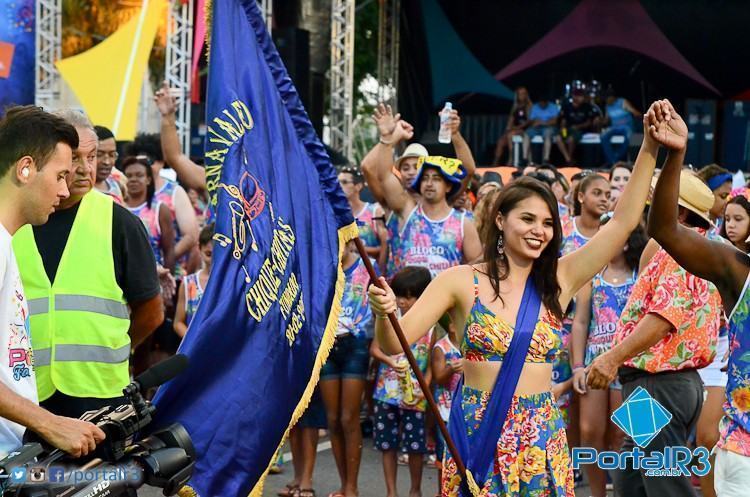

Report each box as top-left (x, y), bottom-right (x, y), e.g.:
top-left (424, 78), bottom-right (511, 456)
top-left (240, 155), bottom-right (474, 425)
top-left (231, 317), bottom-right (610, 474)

top-left (152, 1), bottom-right (357, 496)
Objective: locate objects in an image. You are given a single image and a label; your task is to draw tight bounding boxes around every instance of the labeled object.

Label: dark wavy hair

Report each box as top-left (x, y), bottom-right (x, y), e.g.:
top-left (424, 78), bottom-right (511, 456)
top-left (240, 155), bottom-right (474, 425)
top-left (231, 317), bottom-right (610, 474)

top-left (721, 196), bottom-right (750, 248)
top-left (623, 224), bottom-right (648, 272)
top-left (391, 266), bottom-right (432, 299)
top-left (121, 155), bottom-right (156, 208)
top-left (125, 133), bottom-right (164, 162)
top-left (602, 213), bottom-right (648, 272)
top-left (483, 176), bottom-right (563, 319)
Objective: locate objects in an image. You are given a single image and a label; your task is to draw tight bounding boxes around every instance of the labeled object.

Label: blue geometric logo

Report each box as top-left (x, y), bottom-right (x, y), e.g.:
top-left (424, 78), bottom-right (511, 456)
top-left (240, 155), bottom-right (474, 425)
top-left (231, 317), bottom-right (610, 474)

top-left (611, 386), bottom-right (672, 447)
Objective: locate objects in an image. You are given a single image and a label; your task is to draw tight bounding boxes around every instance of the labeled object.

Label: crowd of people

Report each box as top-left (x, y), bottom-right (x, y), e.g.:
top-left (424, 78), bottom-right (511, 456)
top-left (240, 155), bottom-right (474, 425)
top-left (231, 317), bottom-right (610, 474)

top-left (494, 84), bottom-right (640, 168)
top-left (295, 100), bottom-right (749, 497)
top-left (1, 85), bottom-right (749, 497)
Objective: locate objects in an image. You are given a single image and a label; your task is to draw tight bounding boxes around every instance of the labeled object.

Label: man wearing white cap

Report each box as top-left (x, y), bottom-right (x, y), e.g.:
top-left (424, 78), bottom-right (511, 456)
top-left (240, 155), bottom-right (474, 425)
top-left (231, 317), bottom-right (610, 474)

top-left (361, 104), bottom-right (481, 278)
top-left (392, 142), bottom-right (429, 199)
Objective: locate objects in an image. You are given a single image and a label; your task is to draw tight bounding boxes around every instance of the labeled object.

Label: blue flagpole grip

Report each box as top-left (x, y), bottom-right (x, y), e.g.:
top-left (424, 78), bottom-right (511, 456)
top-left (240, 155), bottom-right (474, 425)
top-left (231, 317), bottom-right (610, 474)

top-left (352, 237), bottom-right (472, 491)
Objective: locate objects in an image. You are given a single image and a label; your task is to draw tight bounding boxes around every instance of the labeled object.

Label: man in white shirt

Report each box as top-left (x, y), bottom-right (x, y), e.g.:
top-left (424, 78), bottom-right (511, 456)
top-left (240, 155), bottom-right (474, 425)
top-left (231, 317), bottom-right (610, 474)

top-left (0, 106), bottom-right (105, 459)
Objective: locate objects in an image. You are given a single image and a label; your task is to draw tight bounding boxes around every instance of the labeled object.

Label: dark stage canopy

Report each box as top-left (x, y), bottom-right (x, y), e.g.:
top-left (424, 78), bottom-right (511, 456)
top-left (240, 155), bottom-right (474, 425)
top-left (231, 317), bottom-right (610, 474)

top-left (399, 0), bottom-right (750, 138)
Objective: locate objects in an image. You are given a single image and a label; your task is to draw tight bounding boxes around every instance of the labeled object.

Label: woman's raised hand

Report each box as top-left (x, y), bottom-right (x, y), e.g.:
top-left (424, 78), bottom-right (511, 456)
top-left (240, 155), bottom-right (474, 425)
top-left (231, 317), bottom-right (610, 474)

top-left (645, 99), bottom-right (688, 151)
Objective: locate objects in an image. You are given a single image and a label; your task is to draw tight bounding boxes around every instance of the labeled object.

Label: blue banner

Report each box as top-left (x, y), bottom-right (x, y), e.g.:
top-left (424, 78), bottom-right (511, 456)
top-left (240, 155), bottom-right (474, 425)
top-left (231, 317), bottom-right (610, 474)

top-left (152, 1), bottom-right (357, 496)
top-left (0, 0), bottom-right (34, 111)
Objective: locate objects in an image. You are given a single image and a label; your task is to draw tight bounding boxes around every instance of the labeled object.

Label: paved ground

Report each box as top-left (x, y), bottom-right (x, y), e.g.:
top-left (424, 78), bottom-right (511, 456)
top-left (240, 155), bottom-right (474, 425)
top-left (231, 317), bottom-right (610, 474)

top-left (139, 434), bottom-right (607, 497)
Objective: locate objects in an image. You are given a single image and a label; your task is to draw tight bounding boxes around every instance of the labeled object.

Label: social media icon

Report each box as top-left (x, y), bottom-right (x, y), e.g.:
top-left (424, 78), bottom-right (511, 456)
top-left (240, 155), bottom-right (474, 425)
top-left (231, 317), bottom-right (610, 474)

top-left (29, 466), bottom-right (46, 482)
top-left (49, 466), bottom-right (65, 483)
top-left (10, 467), bottom-right (26, 483)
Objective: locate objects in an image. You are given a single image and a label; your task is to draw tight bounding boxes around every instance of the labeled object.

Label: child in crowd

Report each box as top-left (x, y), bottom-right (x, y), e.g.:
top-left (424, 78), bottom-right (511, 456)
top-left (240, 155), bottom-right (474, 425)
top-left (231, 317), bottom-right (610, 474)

top-left (174, 223), bottom-right (214, 337)
top-left (571, 217), bottom-right (647, 497)
top-left (371, 266), bottom-right (434, 497)
top-left (430, 318), bottom-right (463, 490)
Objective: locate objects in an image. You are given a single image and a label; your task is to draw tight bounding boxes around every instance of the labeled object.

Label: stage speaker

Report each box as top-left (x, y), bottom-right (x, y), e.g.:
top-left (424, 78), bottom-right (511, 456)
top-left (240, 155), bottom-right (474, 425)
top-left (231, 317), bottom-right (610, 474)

top-left (722, 101), bottom-right (750, 171)
top-left (273, 27), bottom-right (310, 111)
top-left (685, 99), bottom-right (717, 167)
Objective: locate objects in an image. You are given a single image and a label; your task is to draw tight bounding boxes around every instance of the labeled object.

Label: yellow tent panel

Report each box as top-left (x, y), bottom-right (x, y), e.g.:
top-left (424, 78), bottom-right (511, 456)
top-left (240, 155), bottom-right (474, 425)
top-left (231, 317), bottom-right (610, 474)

top-left (56, 0), bottom-right (166, 139)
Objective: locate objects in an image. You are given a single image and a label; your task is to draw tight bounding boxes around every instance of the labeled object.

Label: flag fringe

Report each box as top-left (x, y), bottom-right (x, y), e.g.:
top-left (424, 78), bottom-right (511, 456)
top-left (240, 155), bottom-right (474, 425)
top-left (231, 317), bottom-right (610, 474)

top-left (250, 222), bottom-right (360, 497)
top-left (204, 0), bottom-right (213, 61)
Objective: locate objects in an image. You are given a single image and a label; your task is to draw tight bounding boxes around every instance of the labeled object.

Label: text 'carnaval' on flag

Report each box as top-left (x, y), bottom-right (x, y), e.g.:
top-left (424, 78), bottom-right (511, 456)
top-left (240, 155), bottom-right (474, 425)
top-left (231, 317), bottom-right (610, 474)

top-left (152, 1), bottom-right (357, 496)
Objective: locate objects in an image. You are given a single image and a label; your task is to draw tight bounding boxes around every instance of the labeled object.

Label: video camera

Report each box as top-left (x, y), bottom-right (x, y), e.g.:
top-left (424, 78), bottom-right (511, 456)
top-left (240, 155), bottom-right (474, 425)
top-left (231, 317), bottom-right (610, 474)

top-left (0, 354), bottom-right (195, 497)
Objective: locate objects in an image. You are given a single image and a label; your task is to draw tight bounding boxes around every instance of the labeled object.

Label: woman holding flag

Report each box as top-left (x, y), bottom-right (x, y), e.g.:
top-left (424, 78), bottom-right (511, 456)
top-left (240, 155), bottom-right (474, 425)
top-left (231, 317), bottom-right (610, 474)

top-left (368, 101), bottom-right (666, 496)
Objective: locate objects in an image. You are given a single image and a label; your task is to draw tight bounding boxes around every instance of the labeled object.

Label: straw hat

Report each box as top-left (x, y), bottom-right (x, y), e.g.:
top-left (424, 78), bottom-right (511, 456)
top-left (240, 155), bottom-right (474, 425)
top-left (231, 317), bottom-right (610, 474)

top-left (395, 143), bottom-right (428, 168)
top-left (652, 170), bottom-right (713, 228)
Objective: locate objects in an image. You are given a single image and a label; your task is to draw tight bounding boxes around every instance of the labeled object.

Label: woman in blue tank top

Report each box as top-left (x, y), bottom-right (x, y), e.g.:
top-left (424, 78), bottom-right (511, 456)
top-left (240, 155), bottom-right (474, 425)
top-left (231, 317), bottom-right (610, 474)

top-left (600, 88), bottom-right (640, 166)
top-left (570, 218), bottom-right (647, 497)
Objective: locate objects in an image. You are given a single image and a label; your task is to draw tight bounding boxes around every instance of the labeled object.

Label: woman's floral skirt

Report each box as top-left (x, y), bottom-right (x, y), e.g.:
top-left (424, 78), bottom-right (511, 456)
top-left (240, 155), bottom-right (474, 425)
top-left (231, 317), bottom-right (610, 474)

top-left (442, 387), bottom-right (575, 496)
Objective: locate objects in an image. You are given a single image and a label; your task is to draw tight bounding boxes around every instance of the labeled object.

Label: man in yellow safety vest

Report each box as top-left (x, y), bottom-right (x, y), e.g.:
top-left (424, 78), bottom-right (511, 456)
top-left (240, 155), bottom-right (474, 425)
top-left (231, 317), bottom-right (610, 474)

top-left (0, 106), bottom-right (105, 459)
top-left (13, 110), bottom-right (164, 419)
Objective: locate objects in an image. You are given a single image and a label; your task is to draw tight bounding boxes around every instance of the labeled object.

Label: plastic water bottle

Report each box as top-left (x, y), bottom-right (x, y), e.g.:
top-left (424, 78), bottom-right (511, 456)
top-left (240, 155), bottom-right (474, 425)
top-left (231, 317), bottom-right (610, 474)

top-left (438, 102), bottom-right (453, 143)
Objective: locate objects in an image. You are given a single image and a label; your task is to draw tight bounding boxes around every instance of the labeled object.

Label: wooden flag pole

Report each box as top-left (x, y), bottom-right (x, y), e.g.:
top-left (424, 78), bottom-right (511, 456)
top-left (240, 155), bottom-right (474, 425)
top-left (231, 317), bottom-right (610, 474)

top-left (353, 237), bottom-right (473, 492)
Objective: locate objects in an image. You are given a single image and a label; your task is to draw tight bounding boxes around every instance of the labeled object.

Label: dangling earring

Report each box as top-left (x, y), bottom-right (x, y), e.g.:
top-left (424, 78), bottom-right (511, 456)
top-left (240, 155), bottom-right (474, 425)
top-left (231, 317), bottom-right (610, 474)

top-left (497, 231), bottom-right (505, 256)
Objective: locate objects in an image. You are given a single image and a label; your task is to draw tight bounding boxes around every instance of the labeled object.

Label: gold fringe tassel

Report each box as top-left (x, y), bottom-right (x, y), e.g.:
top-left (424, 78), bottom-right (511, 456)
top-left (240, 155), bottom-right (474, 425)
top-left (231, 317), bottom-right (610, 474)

top-left (177, 485), bottom-right (199, 497)
top-left (249, 222), bottom-right (360, 497)
top-left (465, 469), bottom-right (481, 497)
top-left (204, 0), bottom-right (213, 64)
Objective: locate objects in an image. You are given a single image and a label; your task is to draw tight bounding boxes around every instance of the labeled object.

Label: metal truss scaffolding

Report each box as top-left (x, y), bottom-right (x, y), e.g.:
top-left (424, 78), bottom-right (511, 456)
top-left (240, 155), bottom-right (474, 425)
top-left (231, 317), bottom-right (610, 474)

top-left (329, 0), bottom-right (355, 160)
top-left (377, 0), bottom-right (400, 108)
top-left (258, 0), bottom-right (272, 32)
top-left (35, 0), bottom-right (62, 110)
top-left (166, 0), bottom-right (194, 155)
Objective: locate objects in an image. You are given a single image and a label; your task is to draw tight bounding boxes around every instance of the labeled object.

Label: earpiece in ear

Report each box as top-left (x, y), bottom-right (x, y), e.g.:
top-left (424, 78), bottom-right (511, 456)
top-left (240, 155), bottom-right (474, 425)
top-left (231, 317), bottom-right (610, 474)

top-left (21, 168), bottom-right (30, 178)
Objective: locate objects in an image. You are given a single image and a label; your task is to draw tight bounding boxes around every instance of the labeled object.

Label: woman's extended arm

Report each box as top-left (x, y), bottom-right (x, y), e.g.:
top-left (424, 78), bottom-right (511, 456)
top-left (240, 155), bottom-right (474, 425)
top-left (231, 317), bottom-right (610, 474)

top-left (369, 266), bottom-right (463, 355)
top-left (558, 102), bottom-right (659, 303)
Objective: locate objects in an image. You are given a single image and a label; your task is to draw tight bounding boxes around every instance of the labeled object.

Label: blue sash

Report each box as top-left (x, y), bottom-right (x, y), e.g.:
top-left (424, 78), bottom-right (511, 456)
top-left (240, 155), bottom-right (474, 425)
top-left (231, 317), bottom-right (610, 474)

top-left (448, 276), bottom-right (542, 496)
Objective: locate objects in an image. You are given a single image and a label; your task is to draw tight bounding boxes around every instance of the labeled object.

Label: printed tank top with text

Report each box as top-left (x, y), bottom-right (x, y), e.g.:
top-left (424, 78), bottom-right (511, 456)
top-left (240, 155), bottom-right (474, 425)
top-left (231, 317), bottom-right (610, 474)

top-left (388, 204), bottom-right (464, 278)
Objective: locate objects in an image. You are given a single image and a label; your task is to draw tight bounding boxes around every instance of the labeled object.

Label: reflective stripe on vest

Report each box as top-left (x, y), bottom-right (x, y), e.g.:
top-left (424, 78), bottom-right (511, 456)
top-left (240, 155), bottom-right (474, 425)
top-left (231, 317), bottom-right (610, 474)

top-left (26, 295), bottom-right (128, 319)
top-left (33, 344), bottom-right (130, 366)
top-left (13, 191), bottom-right (131, 400)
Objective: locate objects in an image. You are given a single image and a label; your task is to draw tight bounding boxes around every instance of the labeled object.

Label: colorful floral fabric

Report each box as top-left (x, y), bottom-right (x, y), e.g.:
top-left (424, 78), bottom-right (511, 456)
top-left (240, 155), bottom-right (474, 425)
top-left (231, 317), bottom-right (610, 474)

top-left (373, 327), bottom-right (433, 411)
top-left (560, 218), bottom-right (591, 256)
top-left (585, 270), bottom-right (637, 365)
top-left (558, 202), bottom-right (570, 234)
top-left (103, 177), bottom-right (124, 205)
top-left (613, 242), bottom-right (722, 373)
top-left (433, 336), bottom-right (462, 422)
top-left (718, 274), bottom-right (750, 456)
top-left (463, 304), bottom-right (563, 364)
top-left (442, 388), bottom-right (575, 497)
top-left (127, 201), bottom-right (164, 266)
top-left (462, 270), bottom-right (564, 364)
top-left (355, 202), bottom-right (382, 250)
top-left (387, 204), bottom-right (465, 278)
top-left (338, 258), bottom-right (374, 339)
top-left (182, 270), bottom-right (205, 327)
